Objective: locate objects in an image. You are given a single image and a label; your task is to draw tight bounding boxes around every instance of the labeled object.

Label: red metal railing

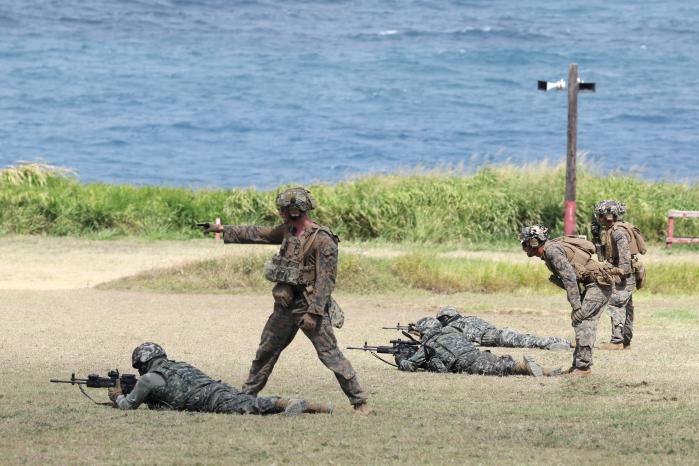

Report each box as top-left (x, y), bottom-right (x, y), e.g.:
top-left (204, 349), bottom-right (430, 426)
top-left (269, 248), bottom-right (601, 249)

top-left (666, 210), bottom-right (699, 248)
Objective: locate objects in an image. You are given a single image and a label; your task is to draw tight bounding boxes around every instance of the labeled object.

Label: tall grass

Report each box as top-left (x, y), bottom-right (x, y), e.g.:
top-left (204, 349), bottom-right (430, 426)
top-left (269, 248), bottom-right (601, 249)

top-left (102, 251), bottom-right (699, 296)
top-left (2, 161), bottom-right (699, 242)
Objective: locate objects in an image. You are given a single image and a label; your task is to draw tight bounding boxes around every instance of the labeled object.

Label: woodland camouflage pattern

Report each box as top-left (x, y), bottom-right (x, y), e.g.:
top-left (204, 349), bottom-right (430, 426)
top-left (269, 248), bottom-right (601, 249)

top-left (597, 220), bottom-right (636, 345)
top-left (223, 221), bottom-right (366, 406)
top-left (541, 242), bottom-right (612, 369)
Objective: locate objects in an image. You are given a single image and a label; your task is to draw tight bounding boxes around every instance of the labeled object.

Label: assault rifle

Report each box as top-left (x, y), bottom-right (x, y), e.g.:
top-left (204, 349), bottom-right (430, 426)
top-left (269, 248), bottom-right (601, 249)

top-left (381, 322), bottom-right (414, 331)
top-left (347, 339), bottom-right (420, 367)
top-left (51, 370), bottom-right (137, 405)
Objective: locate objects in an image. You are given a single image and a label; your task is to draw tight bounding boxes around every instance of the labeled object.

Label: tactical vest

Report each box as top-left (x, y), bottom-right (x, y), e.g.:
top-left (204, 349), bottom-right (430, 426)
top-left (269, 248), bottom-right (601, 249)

top-left (426, 331), bottom-right (479, 372)
top-left (448, 316), bottom-right (493, 343)
top-left (146, 360), bottom-right (215, 410)
top-left (602, 222), bottom-right (646, 263)
top-left (263, 225), bottom-right (337, 287)
top-left (548, 236), bottom-right (619, 286)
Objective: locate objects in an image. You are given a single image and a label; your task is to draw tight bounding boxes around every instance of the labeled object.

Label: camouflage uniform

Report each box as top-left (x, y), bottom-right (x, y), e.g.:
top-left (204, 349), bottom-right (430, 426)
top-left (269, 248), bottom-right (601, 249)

top-left (115, 357), bottom-right (282, 414)
top-left (542, 242), bottom-right (612, 369)
top-left (399, 326), bottom-right (520, 375)
top-left (596, 224), bottom-right (636, 345)
top-left (223, 223), bottom-right (366, 406)
top-left (439, 309), bottom-right (571, 350)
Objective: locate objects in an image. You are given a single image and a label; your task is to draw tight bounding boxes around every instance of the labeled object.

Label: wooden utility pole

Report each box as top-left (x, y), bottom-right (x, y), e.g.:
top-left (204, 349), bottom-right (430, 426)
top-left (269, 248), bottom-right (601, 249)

top-left (564, 64), bottom-right (579, 236)
top-left (538, 64), bottom-right (595, 235)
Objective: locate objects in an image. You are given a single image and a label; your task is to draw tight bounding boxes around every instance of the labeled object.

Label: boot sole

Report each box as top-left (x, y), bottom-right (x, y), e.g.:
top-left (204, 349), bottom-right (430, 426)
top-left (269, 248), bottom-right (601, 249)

top-left (283, 399), bottom-right (309, 416)
top-left (523, 355), bottom-right (543, 377)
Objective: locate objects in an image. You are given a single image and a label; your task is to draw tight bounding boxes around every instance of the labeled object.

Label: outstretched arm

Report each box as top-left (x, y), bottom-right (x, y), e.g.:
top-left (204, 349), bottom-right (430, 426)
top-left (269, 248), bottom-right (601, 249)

top-left (222, 224), bottom-right (286, 245)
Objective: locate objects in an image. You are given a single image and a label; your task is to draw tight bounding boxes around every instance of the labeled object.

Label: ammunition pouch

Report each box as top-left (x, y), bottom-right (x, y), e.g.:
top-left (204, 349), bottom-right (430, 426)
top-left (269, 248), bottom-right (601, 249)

top-left (632, 257), bottom-right (646, 289)
top-left (272, 283), bottom-right (294, 307)
top-left (264, 255), bottom-right (316, 286)
top-left (575, 262), bottom-right (620, 287)
top-left (328, 298), bottom-right (345, 329)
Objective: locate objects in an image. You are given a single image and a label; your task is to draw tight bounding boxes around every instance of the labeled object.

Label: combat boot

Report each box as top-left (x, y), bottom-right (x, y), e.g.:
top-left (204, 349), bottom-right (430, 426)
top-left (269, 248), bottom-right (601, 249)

top-left (564, 367), bottom-right (592, 377)
top-left (623, 342), bottom-right (632, 350)
top-left (514, 355), bottom-right (543, 377)
top-left (547, 342), bottom-right (572, 352)
top-left (600, 342), bottom-right (624, 350)
top-left (542, 366), bottom-right (563, 377)
top-left (353, 402), bottom-right (375, 416)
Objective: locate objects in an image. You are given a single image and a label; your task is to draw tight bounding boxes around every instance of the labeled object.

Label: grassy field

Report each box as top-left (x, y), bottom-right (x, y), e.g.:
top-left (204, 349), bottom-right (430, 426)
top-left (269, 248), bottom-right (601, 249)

top-left (1, 237), bottom-right (698, 465)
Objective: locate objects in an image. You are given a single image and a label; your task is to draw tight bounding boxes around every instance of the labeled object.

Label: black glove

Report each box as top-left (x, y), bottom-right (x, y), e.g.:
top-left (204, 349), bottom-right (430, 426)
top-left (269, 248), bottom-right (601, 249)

top-left (591, 221), bottom-right (601, 241)
top-left (197, 222), bottom-right (223, 234)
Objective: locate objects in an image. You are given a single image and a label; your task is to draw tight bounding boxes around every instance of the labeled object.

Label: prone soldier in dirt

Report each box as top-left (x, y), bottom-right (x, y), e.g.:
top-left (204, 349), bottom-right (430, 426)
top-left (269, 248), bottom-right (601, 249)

top-left (591, 200), bottom-right (646, 350)
top-left (202, 187), bottom-right (372, 415)
top-left (520, 225), bottom-right (623, 376)
top-left (108, 342), bottom-right (332, 415)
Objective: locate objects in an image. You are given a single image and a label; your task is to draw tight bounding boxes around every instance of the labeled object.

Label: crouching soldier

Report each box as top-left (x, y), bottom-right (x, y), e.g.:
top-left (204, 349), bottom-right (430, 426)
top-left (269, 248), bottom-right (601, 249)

top-left (108, 342), bottom-right (332, 416)
top-left (397, 317), bottom-right (561, 377)
top-left (435, 305), bottom-right (572, 351)
top-left (520, 225), bottom-right (620, 376)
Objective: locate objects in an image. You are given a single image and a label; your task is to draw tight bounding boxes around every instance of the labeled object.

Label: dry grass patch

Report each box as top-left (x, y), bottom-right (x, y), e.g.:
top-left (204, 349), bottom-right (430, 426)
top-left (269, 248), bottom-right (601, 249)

top-left (1, 289), bottom-right (697, 465)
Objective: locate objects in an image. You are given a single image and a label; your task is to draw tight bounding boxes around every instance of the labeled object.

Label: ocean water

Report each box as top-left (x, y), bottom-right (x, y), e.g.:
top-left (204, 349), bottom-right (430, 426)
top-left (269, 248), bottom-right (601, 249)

top-left (0, 0), bottom-right (697, 188)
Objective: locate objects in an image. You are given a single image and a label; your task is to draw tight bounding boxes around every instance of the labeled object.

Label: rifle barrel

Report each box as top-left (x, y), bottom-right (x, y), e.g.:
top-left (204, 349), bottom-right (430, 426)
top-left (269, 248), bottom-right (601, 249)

top-left (50, 379), bottom-right (87, 384)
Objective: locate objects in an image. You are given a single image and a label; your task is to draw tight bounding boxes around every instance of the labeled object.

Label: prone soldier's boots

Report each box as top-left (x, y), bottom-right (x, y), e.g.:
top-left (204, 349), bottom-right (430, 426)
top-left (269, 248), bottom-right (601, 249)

top-left (276, 399), bottom-right (333, 416)
top-left (514, 355), bottom-right (543, 377)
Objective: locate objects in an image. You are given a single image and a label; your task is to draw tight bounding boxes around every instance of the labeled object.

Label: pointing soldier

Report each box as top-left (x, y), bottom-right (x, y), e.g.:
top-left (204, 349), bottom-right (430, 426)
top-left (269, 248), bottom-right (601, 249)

top-left (202, 187), bottom-right (372, 415)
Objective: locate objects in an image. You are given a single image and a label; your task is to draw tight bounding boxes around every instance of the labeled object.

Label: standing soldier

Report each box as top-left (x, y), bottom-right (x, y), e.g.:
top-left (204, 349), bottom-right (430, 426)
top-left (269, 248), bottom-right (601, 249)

top-left (202, 187), bottom-right (371, 415)
top-left (519, 225), bottom-right (620, 376)
top-left (592, 200), bottom-right (646, 350)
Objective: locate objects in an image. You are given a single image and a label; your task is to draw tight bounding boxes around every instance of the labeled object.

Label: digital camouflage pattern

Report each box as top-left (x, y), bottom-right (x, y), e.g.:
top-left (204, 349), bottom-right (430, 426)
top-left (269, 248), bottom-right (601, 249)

top-left (223, 221), bottom-right (366, 406)
top-left (147, 358), bottom-right (281, 414)
top-left (399, 324), bottom-right (520, 376)
top-left (131, 342), bottom-right (166, 369)
top-left (438, 309), bottom-right (570, 350)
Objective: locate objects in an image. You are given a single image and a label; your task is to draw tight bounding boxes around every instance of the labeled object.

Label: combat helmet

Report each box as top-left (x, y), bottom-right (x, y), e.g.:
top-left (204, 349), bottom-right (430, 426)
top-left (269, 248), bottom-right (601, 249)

top-left (436, 305), bottom-right (460, 325)
top-left (132, 342), bottom-right (167, 371)
top-left (519, 224), bottom-right (550, 248)
top-left (276, 187), bottom-right (317, 215)
top-left (594, 200), bottom-right (626, 221)
top-left (414, 317), bottom-right (443, 338)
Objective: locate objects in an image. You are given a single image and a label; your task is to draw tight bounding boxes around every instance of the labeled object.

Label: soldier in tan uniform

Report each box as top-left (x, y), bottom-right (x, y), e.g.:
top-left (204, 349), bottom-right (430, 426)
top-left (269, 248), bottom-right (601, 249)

top-left (203, 187), bottom-right (372, 415)
top-left (520, 225), bottom-right (621, 376)
top-left (592, 200), bottom-right (646, 350)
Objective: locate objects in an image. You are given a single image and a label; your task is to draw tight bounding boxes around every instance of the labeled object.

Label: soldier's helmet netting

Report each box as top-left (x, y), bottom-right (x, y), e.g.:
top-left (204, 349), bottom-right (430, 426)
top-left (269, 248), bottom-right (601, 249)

top-left (132, 342), bottom-right (167, 369)
top-left (436, 305), bottom-right (460, 321)
top-left (594, 200), bottom-right (626, 219)
top-left (276, 187), bottom-right (317, 212)
top-left (519, 224), bottom-right (550, 247)
top-left (414, 317), bottom-right (443, 338)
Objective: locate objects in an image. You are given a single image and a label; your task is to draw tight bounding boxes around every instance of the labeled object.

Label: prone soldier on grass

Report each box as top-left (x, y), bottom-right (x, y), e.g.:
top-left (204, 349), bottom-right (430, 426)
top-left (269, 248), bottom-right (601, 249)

top-left (434, 305), bottom-right (572, 351)
top-left (519, 225), bottom-right (623, 376)
top-left (108, 342), bottom-right (332, 415)
top-left (591, 200), bottom-right (646, 350)
top-left (201, 187), bottom-right (371, 415)
top-left (396, 317), bottom-right (561, 377)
